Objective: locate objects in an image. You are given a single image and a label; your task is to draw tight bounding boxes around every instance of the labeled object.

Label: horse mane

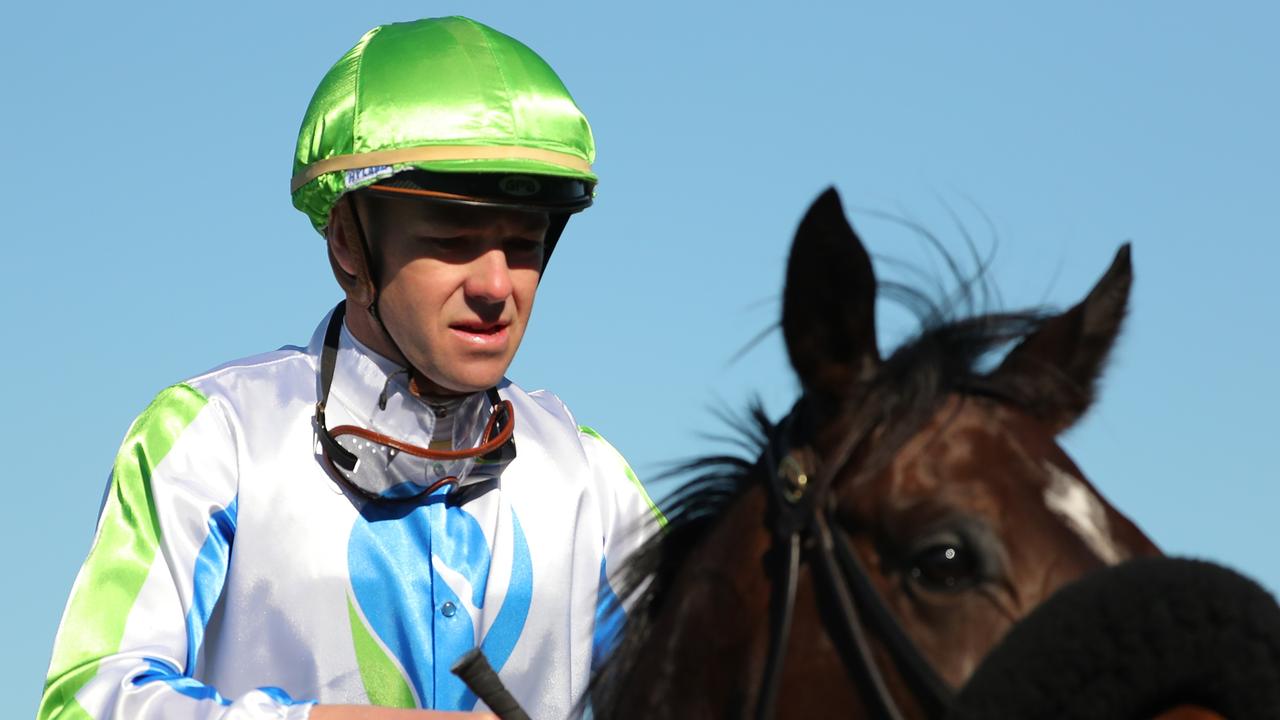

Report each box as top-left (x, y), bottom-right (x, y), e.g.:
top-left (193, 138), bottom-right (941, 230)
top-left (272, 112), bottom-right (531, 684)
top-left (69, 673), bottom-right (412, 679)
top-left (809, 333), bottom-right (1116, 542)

top-left (590, 242), bottom-right (1074, 714)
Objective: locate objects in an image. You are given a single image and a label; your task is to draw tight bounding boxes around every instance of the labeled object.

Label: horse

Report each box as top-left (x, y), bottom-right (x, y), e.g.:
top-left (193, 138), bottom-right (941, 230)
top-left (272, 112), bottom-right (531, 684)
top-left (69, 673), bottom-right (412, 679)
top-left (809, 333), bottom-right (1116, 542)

top-left (588, 189), bottom-right (1271, 719)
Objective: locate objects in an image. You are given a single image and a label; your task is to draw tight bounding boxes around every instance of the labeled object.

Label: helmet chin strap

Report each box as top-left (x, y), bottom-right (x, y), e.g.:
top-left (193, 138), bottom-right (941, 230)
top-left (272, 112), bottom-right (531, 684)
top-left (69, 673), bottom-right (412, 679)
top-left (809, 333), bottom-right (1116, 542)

top-left (339, 195), bottom-right (457, 400)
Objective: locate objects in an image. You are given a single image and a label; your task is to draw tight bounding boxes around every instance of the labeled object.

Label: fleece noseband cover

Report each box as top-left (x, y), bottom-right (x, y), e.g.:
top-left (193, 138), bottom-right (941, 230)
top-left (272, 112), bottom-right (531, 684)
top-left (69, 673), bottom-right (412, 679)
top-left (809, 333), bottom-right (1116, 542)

top-left (949, 557), bottom-right (1280, 719)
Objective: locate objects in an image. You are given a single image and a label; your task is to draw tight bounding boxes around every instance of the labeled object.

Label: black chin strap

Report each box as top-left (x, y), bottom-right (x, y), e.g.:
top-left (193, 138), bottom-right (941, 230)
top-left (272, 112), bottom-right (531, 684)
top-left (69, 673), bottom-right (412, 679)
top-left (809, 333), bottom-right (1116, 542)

top-left (343, 195), bottom-right (418, 373)
top-left (315, 301), bottom-right (356, 472)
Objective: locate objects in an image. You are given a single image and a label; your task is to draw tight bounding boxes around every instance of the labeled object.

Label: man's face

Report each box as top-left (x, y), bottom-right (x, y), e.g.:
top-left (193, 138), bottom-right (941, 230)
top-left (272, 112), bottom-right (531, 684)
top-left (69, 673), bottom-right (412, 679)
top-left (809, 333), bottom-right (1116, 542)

top-left (355, 192), bottom-right (550, 395)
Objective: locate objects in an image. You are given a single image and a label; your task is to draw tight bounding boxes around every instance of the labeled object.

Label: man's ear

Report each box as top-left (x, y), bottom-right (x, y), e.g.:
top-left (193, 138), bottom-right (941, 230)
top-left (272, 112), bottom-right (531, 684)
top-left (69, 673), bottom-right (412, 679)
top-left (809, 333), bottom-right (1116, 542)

top-left (326, 195), bottom-right (376, 307)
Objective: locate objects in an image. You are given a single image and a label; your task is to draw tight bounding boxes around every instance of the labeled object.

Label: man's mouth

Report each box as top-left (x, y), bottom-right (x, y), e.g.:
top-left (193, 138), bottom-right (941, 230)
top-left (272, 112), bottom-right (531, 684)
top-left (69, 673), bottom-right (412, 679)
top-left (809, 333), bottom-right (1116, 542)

top-left (449, 320), bottom-right (510, 345)
top-left (451, 320), bottom-right (505, 334)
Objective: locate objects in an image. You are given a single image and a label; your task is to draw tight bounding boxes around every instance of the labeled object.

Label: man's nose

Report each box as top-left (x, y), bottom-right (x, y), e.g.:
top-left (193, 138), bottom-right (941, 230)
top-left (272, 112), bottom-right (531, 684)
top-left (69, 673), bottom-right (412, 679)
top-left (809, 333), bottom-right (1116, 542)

top-left (464, 248), bottom-right (514, 303)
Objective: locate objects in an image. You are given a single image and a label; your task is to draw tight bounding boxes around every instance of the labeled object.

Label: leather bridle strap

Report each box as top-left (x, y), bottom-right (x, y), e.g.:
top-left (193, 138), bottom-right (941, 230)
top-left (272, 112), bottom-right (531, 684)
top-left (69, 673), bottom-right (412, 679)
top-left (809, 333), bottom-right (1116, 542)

top-left (755, 404), bottom-right (953, 720)
top-left (755, 529), bottom-right (801, 720)
top-left (755, 411), bottom-right (806, 720)
top-left (810, 510), bottom-right (909, 720)
top-left (823, 515), bottom-right (953, 717)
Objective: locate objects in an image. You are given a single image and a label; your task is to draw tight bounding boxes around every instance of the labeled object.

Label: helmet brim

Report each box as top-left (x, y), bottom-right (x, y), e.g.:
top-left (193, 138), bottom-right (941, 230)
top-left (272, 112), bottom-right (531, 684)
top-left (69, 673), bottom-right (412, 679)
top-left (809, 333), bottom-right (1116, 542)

top-left (367, 169), bottom-right (593, 215)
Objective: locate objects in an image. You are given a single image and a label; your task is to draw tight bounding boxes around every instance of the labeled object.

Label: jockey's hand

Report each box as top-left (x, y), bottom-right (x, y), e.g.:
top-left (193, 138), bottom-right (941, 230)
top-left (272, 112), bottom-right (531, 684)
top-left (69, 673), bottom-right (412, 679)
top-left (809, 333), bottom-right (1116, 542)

top-left (310, 706), bottom-right (499, 720)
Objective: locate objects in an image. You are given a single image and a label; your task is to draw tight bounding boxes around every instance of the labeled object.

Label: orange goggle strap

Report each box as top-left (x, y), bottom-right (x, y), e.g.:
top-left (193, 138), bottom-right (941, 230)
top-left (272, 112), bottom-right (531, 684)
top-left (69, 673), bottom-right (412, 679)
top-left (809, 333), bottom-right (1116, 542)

top-left (328, 399), bottom-right (514, 461)
top-left (313, 301), bottom-right (517, 477)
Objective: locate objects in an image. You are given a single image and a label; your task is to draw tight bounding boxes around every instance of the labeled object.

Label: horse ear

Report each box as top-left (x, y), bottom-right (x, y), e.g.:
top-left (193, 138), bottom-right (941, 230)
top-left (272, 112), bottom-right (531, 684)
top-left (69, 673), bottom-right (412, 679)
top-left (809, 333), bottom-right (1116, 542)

top-left (782, 188), bottom-right (880, 402)
top-left (992, 244), bottom-right (1133, 433)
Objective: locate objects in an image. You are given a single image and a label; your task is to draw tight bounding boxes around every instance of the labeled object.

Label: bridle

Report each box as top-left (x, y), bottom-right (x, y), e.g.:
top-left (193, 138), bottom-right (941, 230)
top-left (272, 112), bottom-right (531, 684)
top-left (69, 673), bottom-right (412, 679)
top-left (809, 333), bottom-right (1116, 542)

top-left (755, 402), bottom-right (954, 720)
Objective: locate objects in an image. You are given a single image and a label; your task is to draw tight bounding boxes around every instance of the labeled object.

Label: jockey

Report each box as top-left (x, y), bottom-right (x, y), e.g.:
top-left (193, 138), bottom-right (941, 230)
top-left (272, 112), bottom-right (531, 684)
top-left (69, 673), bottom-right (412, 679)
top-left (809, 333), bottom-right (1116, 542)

top-left (40, 16), bottom-right (663, 720)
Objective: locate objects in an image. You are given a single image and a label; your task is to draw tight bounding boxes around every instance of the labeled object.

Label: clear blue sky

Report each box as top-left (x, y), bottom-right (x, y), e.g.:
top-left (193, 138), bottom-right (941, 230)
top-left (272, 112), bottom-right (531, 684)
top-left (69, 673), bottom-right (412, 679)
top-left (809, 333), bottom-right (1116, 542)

top-left (4, 3), bottom-right (1277, 716)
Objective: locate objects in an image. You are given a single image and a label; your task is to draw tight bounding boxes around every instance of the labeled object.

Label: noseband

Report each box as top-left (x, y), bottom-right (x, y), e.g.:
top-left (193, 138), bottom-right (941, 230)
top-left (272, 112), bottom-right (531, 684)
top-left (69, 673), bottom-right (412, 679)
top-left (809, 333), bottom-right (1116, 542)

top-left (756, 405), bottom-right (954, 720)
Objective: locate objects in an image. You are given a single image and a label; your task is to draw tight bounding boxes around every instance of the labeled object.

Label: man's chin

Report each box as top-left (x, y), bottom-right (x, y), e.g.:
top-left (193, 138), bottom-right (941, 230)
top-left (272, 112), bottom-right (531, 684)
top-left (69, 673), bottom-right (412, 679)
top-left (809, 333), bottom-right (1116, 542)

top-left (415, 365), bottom-right (510, 397)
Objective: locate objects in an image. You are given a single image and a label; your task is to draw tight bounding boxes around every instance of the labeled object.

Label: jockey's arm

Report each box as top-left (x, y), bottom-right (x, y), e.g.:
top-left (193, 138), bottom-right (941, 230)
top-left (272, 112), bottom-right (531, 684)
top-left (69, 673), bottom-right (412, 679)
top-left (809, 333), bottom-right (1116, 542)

top-left (310, 707), bottom-right (497, 720)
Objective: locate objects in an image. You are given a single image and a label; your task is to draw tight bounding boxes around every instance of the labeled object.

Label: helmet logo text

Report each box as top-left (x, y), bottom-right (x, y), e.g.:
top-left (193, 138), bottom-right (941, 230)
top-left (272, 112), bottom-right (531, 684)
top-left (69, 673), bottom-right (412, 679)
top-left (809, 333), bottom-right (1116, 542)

top-left (345, 165), bottom-right (394, 189)
top-left (499, 175), bottom-right (541, 197)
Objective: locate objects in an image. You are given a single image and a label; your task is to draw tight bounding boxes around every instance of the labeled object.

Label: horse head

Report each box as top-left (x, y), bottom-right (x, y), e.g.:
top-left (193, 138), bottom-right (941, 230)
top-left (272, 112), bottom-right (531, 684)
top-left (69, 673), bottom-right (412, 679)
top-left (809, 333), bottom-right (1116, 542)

top-left (592, 188), bottom-right (1163, 719)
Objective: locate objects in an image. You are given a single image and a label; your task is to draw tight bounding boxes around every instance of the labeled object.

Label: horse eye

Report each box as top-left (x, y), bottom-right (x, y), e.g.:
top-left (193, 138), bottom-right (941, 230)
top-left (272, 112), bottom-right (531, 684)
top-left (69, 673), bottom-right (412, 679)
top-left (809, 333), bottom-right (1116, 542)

top-left (908, 541), bottom-right (980, 592)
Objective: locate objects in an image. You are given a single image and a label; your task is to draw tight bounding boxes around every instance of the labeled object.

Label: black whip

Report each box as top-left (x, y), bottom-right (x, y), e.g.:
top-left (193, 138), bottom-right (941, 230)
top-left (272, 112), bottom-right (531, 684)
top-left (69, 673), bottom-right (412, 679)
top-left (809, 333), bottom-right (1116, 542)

top-left (450, 648), bottom-right (531, 720)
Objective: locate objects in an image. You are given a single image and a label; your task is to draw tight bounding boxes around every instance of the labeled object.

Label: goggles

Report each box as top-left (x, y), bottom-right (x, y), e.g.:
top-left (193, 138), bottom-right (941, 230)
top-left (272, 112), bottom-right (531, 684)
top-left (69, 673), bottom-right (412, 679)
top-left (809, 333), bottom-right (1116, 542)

top-left (313, 303), bottom-right (517, 500)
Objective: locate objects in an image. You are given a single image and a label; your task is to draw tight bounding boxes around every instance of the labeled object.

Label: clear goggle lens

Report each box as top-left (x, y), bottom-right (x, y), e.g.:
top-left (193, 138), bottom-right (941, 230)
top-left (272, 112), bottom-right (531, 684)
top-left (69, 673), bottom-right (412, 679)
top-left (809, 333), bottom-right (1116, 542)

top-left (317, 399), bottom-right (516, 500)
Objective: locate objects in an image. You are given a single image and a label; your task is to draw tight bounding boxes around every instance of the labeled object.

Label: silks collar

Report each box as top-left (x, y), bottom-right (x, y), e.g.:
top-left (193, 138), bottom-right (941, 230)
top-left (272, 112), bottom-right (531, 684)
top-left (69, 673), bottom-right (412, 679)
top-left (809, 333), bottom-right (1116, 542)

top-left (312, 302), bottom-right (517, 500)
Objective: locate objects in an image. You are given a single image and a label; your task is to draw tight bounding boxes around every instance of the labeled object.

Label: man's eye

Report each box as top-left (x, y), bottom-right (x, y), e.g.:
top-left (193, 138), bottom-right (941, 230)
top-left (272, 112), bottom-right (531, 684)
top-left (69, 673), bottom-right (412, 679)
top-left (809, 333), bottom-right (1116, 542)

top-left (423, 236), bottom-right (469, 252)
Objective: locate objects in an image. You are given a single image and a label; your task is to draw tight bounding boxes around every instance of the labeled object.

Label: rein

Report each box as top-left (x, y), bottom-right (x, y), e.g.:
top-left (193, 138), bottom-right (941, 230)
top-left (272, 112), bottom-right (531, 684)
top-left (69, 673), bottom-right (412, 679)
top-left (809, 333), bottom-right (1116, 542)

top-left (756, 404), bottom-right (954, 720)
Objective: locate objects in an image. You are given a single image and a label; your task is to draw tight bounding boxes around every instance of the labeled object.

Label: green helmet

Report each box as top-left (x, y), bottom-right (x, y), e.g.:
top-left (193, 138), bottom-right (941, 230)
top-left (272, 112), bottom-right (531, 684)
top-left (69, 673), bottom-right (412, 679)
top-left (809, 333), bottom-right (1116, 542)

top-left (291, 16), bottom-right (597, 236)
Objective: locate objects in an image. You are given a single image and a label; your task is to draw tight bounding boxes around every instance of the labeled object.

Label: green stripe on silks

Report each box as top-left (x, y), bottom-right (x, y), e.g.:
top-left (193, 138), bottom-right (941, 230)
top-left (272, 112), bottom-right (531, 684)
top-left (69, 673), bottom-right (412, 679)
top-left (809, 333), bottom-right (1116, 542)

top-left (578, 425), bottom-right (668, 529)
top-left (348, 593), bottom-right (417, 708)
top-left (39, 384), bottom-right (209, 720)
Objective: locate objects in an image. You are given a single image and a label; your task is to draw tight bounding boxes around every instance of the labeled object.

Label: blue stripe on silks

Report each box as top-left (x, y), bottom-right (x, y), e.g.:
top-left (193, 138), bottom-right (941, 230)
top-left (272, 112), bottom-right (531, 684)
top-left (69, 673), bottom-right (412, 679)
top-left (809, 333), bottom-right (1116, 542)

top-left (185, 496), bottom-right (238, 675)
top-left (133, 658), bottom-right (182, 686)
top-left (349, 496), bottom-right (440, 708)
top-left (163, 676), bottom-right (233, 705)
top-left (591, 554), bottom-right (624, 673)
top-left (133, 658), bottom-right (231, 706)
top-left (455, 509), bottom-right (533, 711)
top-left (423, 500), bottom-right (490, 711)
top-left (478, 510), bottom-right (532, 671)
top-left (442, 498), bottom-right (494, 610)
top-left (349, 493), bottom-right (535, 712)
